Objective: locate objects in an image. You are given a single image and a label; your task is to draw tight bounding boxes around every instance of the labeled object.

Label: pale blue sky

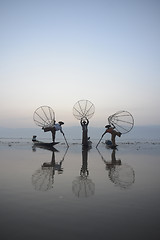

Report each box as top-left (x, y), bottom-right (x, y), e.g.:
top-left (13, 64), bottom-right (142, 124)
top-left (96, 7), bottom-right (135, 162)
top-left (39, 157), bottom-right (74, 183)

top-left (0, 0), bottom-right (160, 128)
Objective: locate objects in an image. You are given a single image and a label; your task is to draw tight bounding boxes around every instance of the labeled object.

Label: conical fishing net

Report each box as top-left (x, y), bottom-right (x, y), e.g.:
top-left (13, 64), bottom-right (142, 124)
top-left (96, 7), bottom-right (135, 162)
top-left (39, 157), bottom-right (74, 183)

top-left (108, 110), bottom-right (134, 134)
top-left (33, 106), bottom-right (55, 127)
top-left (73, 100), bottom-right (95, 120)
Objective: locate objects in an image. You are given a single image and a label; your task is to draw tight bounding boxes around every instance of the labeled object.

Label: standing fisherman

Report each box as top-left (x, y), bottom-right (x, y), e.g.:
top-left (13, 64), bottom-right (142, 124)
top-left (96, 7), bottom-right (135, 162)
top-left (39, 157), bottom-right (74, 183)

top-left (42, 121), bottom-right (65, 143)
top-left (80, 118), bottom-right (90, 147)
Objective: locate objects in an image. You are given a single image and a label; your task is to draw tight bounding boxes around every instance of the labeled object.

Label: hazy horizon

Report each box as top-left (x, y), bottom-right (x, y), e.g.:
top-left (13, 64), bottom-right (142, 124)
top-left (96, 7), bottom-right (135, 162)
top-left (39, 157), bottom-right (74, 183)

top-left (0, 125), bottom-right (160, 141)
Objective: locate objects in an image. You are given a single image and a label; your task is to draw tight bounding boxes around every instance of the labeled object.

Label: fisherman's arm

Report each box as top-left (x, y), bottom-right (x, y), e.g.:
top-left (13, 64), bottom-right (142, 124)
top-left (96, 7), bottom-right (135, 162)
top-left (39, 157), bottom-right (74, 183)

top-left (102, 131), bottom-right (107, 137)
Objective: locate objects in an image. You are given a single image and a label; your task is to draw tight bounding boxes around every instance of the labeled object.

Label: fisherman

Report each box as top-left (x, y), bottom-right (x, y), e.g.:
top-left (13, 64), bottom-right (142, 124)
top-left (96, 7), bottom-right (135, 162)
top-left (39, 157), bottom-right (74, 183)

top-left (42, 121), bottom-right (64, 143)
top-left (80, 117), bottom-right (89, 147)
top-left (102, 124), bottom-right (122, 147)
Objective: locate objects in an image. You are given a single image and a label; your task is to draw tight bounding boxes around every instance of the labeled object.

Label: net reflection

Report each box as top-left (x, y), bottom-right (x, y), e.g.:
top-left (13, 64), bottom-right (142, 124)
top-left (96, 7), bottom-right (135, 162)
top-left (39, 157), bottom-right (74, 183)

top-left (32, 146), bottom-right (68, 191)
top-left (72, 148), bottom-right (95, 198)
top-left (97, 148), bottom-right (135, 189)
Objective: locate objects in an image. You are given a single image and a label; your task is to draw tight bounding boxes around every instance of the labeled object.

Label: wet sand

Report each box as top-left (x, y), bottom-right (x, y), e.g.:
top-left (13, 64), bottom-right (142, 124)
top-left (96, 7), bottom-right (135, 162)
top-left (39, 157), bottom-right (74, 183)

top-left (0, 139), bottom-right (160, 240)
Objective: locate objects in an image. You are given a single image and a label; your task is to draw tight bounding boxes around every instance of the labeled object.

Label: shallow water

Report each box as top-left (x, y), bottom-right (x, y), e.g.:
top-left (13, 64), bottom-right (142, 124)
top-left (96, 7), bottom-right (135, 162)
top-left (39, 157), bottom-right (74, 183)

top-left (0, 140), bottom-right (160, 240)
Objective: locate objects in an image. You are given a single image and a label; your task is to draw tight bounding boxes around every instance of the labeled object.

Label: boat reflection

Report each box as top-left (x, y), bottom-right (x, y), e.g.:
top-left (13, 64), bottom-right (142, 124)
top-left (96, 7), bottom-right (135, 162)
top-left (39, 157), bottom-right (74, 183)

top-left (72, 148), bottom-right (95, 198)
top-left (97, 148), bottom-right (135, 189)
top-left (32, 146), bottom-right (68, 191)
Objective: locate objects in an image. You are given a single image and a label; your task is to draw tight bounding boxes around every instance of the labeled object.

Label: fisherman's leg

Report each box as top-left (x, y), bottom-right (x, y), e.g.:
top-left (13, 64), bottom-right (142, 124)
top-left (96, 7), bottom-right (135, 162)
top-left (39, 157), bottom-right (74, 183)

top-left (43, 127), bottom-right (52, 132)
top-left (82, 130), bottom-right (88, 146)
top-left (51, 130), bottom-right (56, 142)
top-left (111, 133), bottom-right (116, 146)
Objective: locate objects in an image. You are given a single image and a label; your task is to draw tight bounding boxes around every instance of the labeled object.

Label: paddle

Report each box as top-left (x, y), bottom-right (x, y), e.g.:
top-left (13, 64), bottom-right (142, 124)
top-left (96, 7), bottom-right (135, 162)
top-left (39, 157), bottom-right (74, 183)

top-left (62, 132), bottom-right (69, 147)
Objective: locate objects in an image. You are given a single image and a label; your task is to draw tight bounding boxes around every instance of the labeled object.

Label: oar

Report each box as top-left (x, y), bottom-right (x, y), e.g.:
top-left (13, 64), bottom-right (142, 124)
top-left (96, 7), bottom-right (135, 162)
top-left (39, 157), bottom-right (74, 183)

top-left (96, 135), bottom-right (103, 148)
top-left (63, 133), bottom-right (69, 147)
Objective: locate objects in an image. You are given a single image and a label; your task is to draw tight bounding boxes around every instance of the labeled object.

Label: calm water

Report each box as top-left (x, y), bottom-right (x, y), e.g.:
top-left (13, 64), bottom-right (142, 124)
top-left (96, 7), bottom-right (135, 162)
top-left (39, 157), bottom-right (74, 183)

top-left (0, 139), bottom-right (160, 240)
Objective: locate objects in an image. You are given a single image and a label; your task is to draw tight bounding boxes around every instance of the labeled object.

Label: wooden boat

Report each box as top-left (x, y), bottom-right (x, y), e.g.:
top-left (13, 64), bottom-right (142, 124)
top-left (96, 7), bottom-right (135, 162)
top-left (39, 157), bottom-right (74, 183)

top-left (33, 140), bottom-right (59, 146)
top-left (32, 136), bottom-right (59, 151)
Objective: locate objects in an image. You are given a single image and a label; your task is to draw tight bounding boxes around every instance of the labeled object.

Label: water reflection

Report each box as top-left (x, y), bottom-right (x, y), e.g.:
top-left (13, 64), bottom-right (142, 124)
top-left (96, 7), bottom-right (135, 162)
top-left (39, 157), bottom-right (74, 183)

top-left (97, 148), bottom-right (135, 189)
top-left (32, 146), bottom-right (68, 191)
top-left (72, 148), bottom-right (95, 198)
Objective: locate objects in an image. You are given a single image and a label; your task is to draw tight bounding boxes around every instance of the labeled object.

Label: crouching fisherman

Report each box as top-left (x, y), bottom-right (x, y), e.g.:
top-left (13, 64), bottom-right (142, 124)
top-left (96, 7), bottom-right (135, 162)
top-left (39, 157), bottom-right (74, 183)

top-left (96, 124), bottom-right (121, 148)
top-left (102, 124), bottom-right (121, 148)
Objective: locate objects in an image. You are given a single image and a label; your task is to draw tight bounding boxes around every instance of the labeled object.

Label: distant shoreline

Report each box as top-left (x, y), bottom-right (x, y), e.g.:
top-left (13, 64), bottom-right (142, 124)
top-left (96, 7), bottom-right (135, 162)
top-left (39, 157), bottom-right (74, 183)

top-left (0, 138), bottom-right (160, 144)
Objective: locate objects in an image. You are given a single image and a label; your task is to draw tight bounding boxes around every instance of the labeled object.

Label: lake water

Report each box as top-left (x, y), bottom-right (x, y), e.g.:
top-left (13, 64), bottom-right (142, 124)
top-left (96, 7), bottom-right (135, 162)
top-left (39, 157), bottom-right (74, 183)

top-left (0, 139), bottom-right (160, 240)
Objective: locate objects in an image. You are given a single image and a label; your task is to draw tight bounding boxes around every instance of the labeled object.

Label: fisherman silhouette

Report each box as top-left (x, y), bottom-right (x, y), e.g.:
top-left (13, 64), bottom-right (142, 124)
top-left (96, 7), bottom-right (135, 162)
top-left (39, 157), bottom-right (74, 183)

top-left (102, 124), bottom-right (122, 148)
top-left (42, 121), bottom-right (64, 143)
top-left (80, 118), bottom-right (90, 147)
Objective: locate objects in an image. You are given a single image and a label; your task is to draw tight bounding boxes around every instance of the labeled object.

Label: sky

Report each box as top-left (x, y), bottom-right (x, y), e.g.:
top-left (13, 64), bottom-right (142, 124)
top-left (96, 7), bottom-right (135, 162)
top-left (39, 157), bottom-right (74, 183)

top-left (0, 0), bottom-right (160, 129)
